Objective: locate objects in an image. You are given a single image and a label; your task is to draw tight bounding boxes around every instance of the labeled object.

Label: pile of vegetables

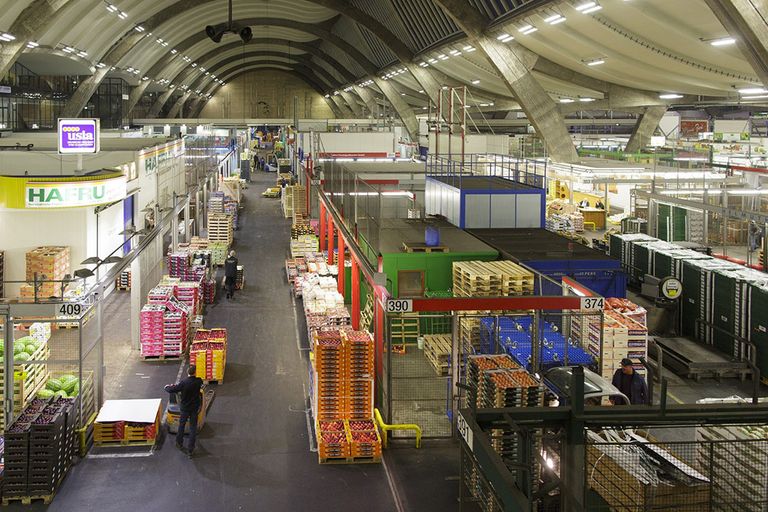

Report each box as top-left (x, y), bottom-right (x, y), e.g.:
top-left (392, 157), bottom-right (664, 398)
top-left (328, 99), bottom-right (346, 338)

top-left (37, 374), bottom-right (80, 400)
top-left (0, 335), bottom-right (45, 363)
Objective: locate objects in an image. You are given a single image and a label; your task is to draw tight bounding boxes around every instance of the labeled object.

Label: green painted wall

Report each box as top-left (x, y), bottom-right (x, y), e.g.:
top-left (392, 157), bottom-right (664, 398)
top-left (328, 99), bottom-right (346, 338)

top-left (382, 250), bottom-right (499, 298)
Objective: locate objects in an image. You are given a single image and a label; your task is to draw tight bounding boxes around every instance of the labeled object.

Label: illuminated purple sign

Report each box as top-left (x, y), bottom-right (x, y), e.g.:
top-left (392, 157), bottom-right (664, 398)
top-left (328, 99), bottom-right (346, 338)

top-left (58, 118), bottom-right (100, 154)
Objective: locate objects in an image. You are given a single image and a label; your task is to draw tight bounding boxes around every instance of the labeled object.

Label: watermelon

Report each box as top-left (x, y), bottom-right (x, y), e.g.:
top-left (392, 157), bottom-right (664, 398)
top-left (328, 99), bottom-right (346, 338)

top-left (70, 384), bottom-right (80, 396)
top-left (13, 344), bottom-right (24, 355)
top-left (59, 374), bottom-right (77, 384)
top-left (24, 345), bottom-right (36, 355)
top-left (46, 378), bottom-right (62, 392)
top-left (15, 352), bottom-right (30, 362)
top-left (53, 391), bottom-right (67, 400)
top-left (62, 378), bottom-right (79, 395)
top-left (37, 389), bottom-right (54, 399)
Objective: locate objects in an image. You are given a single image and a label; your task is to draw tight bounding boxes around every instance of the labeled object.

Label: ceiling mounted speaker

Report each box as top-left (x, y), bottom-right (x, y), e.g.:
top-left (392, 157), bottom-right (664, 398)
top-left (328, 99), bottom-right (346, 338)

top-left (204, 0), bottom-right (249, 44)
top-left (206, 25), bottom-right (224, 43)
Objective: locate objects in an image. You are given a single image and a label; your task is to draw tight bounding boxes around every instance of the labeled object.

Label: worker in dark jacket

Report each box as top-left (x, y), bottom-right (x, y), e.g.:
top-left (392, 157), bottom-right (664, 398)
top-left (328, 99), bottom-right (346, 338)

top-left (164, 365), bottom-right (204, 456)
top-left (612, 358), bottom-right (649, 405)
top-left (224, 250), bottom-right (238, 299)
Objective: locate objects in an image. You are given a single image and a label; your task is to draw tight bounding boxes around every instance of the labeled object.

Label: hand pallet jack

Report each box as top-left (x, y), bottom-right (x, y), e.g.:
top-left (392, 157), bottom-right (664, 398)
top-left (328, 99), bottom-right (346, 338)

top-left (165, 385), bottom-right (215, 434)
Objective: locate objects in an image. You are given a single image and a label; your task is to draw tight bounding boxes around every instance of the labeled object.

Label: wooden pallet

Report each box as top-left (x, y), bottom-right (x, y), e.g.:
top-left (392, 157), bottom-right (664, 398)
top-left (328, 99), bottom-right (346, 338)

top-left (203, 378), bottom-right (224, 385)
top-left (93, 438), bottom-right (157, 447)
top-left (402, 242), bottom-right (448, 253)
top-left (318, 454), bottom-right (381, 464)
top-left (424, 334), bottom-right (452, 376)
top-left (140, 354), bottom-right (183, 361)
top-left (2, 493), bottom-right (56, 506)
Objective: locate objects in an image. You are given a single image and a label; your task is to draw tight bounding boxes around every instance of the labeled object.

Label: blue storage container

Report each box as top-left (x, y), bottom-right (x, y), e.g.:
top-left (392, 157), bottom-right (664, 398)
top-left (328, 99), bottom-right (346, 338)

top-left (468, 228), bottom-right (627, 298)
top-left (425, 225), bottom-right (440, 247)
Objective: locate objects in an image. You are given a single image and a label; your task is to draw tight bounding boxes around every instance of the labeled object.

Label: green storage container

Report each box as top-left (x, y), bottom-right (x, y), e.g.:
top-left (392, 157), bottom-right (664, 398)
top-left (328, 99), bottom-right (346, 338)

top-left (748, 284), bottom-right (768, 380)
top-left (657, 203), bottom-right (671, 241)
top-left (671, 206), bottom-right (688, 242)
top-left (681, 260), bottom-right (706, 340)
top-left (712, 270), bottom-right (739, 358)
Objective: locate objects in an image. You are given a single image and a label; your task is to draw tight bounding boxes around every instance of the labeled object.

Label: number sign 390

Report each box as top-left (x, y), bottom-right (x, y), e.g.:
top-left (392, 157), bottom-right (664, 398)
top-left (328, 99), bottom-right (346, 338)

top-left (386, 299), bottom-right (413, 313)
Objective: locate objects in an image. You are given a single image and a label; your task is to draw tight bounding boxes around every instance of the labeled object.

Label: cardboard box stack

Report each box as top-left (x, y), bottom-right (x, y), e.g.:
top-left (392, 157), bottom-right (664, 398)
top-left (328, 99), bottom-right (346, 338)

top-left (21, 246), bottom-right (70, 299)
top-left (189, 328), bottom-right (227, 382)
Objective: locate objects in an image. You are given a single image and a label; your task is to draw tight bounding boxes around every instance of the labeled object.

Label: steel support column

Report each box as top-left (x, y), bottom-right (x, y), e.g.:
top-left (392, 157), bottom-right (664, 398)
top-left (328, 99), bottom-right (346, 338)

top-left (351, 258), bottom-right (360, 329)
top-left (337, 234), bottom-right (346, 295)
top-left (327, 213), bottom-right (335, 265)
top-left (319, 201), bottom-right (326, 251)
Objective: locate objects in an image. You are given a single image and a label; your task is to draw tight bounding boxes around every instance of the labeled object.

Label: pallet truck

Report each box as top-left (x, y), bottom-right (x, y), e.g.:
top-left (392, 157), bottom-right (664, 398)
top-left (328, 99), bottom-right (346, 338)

top-left (165, 384), bottom-right (215, 434)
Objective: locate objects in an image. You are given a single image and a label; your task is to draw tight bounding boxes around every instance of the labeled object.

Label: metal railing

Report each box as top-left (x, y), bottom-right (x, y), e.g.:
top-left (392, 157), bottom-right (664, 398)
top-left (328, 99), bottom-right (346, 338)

top-left (426, 153), bottom-right (547, 190)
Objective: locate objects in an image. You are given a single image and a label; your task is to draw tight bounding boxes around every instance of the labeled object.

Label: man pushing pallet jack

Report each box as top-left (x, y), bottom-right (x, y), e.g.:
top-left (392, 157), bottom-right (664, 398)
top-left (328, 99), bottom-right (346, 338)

top-left (164, 365), bottom-right (215, 458)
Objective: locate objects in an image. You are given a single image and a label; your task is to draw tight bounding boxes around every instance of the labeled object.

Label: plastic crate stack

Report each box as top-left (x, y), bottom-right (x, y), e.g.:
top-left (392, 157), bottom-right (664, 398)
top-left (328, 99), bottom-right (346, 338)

top-left (139, 304), bottom-right (165, 357)
top-left (4, 396), bottom-right (78, 500)
top-left (466, 355), bottom-right (520, 410)
top-left (347, 419), bottom-right (381, 460)
top-left (343, 330), bottom-right (375, 421)
top-left (189, 328), bottom-right (227, 382)
top-left (224, 197), bottom-right (238, 230)
top-left (317, 420), bottom-right (349, 461)
top-left (167, 252), bottom-right (190, 278)
top-left (313, 331), bottom-right (345, 421)
top-left (162, 311), bottom-right (188, 357)
top-left (478, 368), bottom-right (544, 500)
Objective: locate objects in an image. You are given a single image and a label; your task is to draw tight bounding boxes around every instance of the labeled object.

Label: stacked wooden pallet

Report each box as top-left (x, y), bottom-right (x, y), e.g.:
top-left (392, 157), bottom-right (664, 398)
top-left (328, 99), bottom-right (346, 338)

top-left (452, 260), bottom-right (533, 297)
top-left (423, 334), bottom-right (451, 376)
top-left (282, 185), bottom-right (294, 218)
top-left (292, 185), bottom-right (307, 223)
top-left (207, 213), bottom-right (233, 247)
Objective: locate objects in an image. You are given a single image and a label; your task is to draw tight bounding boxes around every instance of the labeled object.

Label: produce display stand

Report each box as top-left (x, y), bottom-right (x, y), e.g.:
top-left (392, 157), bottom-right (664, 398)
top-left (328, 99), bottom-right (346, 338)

top-left (0, 336), bottom-right (51, 430)
top-left (93, 399), bottom-right (162, 447)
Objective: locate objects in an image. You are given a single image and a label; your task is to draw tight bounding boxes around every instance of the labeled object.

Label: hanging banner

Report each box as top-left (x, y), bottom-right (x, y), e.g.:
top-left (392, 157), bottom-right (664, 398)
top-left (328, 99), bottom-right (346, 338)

top-left (58, 118), bottom-right (100, 154)
top-left (25, 176), bottom-right (127, 208)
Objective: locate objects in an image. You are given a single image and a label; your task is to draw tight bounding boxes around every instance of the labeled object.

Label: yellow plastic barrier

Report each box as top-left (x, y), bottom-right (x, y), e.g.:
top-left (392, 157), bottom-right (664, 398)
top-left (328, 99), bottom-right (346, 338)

top-left (77, 412), bottom-right (98, 457)
top-left (374, 408), bottom-right (422, 449)
top-left (583, 221), bottom-right (596, 231)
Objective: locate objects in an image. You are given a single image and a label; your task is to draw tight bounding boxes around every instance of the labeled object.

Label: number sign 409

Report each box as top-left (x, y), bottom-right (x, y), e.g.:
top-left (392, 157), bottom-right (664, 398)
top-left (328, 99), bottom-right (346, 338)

top-left (59, 304), bottom-right (82, 316)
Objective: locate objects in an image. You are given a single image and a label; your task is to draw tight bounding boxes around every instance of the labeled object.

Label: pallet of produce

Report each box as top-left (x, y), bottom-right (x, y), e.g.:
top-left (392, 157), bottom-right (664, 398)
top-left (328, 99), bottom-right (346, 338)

top-left (317, 420), bottom-right (350, 463)
top-left (209, 242), bottom-right (229, 266)
top-left (93, 399), bottom-right (162, 446)
top-left (347, 419), bottom-right (382, 461)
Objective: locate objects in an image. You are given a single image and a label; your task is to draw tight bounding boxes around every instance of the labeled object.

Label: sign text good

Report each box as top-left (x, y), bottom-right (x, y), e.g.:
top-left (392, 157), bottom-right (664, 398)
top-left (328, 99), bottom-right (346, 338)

top-left (58, 118), bottom-right (99, 154)
top-left (26, 177), bottom-right (127, 208)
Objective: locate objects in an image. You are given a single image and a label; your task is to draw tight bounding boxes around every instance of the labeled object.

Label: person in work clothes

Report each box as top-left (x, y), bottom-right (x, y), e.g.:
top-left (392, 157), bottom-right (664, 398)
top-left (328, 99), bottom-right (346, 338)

top-left (224, 250), bottom-right (238, 299)
top-left (164, 365), bottom-right (204, 457)
top-left (612, 358), bottom-right (649, 405)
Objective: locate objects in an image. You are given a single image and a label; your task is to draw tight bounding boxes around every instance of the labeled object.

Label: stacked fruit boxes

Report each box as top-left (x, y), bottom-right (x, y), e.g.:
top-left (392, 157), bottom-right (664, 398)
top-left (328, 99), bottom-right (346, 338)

top-left (343, 330), bottom-right (374, 420)
top-left (465, 355), bottom-right (520, 410)
top-left (313, 331), bottom-right (345, 420)
top-left (4, 396), bottom-right (77, 500)
top-left (22, 246), bottom-right (71, 299)
top-left (167, 252), bottom-right (190, 278)
top-left (224, 197), bottom-right (239, 230)
top-left (347, 419), bottom-right (381, 460)
top-left (139, 304), bottom-right (165, 357)
top-left (189, 328), bottom-right (227, 382)
top-left (115, 269), bottom-right (131, 290)
top-left (209, 242), bottom-right (229, 266)
top-left (316, 420), bottom-right (349, 460)
top-left (147, 285), bottom-right (174, 304)
top-left (207, 213), bottom-right (233, 247)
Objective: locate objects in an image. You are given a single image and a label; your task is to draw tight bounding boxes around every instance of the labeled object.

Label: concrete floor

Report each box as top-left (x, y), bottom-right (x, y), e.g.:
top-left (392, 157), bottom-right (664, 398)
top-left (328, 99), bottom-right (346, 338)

top-left (8, 171), bottom-right (460, 512)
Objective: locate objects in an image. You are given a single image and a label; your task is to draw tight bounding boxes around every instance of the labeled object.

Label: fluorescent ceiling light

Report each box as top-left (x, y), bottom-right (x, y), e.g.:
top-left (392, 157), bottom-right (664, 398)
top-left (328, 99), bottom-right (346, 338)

top-left (77, 51), bottom-right (87, 57)
top-left (106, 3), bottom-right (118, 12)
top-left (739, 87), bottom-right (768, 94)
top-left (499, 35), bottom-right (515, 42)
top-left (518, 25), bottom-right (538, 35)
top-left (742, 94), bottom-right (768, 99)
top-left (428, 58), bottom-right (437, 63)
top-left (171, 49), bottom-right (177, 54)
top-left (710, 37), bottom-right (736, 46)
top-left (579, 97), bottom-right (596, 102)
top-left (575, 1), bottom-right (597, 10)
top-left (471, 79), bottom-right (480, 85)
top-left (463, 45), bottom-right (475, 52)
top-left (118, 11), bottom-right (127, 19)
top-left (659, 93), bottom-right (683, 99)
top-left (134, 25), bottom-right (145, 32)
top-left (438, 54), bottom-right (448, 60)
top-left (559, 98), bottom-right (575, 103)
top-left (449, 49), bottom-right (460, 55)
top-left (544, 14), bottom-right (566, 24)
top-left (419, 61), bottom-right (428, 67)
top-left (96, 62), bottom-right (106, 68)
top-left (26, 41), bottom-right (39, 48)
top-left (62, 46), bottom-right (74, 53)
top-left (497, 33), bottom-right (510, 40)
top-left (586, 58), bottom-right (605, 66)
top-left (582, 5), bottom-right (602, 13)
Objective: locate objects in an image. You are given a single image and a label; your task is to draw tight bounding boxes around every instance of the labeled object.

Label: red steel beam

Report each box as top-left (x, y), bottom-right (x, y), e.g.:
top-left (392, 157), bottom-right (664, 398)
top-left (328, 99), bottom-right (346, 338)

top-left (318, 201), bottom-right (326, 252)
top-left (327, 212), bottom-right (335, 266)
top-left (337, 234), bottom-right (346, 295)
top-left (408, 296), bottom-right (582, 312)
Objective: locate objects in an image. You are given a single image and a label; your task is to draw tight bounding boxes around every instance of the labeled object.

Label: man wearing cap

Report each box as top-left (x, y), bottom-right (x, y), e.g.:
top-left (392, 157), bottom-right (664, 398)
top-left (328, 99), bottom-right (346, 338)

top-left (612, 358), bottom-right (649, 405)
